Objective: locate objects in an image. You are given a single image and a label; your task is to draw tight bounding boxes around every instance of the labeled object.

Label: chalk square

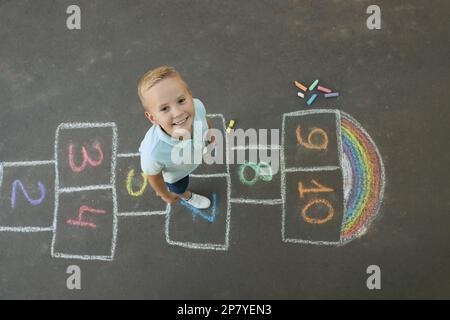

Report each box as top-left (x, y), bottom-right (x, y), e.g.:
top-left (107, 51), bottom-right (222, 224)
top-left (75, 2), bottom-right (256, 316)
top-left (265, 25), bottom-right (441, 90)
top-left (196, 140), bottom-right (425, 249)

top-left (166, 176), bottom-right (229, 249)
top-left (52, 189), bottom-right (115, 258)
top-left (56, 124), bottom-right (115, 189)
top-left (115, 156), bottom-right (167, 214)
top-left (283, 111), bottom-right (340, 169)
top-left (193, 115), bottom-right (229, 175)
top-left (283, 169), bottom-right (344, 243)
top-left (0, 163), bottom-right (54, 230)
top-left (229, 147), bottom-right (281, 201)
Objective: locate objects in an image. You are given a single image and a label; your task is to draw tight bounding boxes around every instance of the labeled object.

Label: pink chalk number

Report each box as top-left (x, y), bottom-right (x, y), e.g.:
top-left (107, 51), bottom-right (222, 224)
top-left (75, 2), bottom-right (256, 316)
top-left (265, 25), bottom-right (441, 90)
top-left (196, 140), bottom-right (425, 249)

top-left (67, 205), bottom-right (106, 228)
top-left (68, 142), bottom-right (104, 173)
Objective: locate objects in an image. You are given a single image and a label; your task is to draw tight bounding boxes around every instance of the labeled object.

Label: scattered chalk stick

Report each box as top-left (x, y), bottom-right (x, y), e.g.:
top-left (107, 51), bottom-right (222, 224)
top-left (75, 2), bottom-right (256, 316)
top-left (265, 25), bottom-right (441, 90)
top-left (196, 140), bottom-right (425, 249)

top-left (297, 92), bottom-right (304, 98)
top-left (307, 93), bottom-right (318, 106)
top-left (226, 120), bottom-right (235, 133)
top-left (317, 85), bottom-right (332, 93)
top-left (309, 79), bottom-right (319, 91)
top-left (324, 92), bottom-right (339, 98)
top-left (294, 80), bottom-right (307, 92)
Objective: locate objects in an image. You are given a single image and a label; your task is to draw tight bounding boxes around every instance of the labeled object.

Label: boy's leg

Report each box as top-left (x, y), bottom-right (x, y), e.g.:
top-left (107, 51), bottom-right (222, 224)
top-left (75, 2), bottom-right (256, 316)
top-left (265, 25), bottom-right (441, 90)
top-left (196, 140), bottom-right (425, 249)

top-left (165, 176), bottom-right (211, 209)
top-left (165, 175), bottom-right (190, 196)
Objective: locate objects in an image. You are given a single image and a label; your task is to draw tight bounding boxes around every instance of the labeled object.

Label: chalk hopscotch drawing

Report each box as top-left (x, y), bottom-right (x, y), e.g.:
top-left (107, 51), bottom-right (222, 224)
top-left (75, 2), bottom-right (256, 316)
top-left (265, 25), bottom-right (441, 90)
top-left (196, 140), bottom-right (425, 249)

top-left (180, 193), bottom-right (217, 223)
top-left (0, 111), bottom-right (384, 261)
top-left (281, 109), bottom-right (385, 245)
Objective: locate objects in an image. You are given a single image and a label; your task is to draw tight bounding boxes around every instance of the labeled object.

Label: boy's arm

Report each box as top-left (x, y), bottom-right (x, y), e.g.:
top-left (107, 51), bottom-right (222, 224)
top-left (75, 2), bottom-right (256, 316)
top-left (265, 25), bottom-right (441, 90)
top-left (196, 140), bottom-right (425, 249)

top-left (147, 173), bottom-right (179, 204)
top-left (206, 116), bottom-right (215, 143)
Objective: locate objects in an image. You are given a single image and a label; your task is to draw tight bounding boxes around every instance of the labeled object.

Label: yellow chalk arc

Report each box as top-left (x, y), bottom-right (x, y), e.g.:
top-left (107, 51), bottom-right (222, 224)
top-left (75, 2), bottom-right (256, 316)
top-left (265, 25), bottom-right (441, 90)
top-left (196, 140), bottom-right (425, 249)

top-left (126, 169), bottom-right (148, 197)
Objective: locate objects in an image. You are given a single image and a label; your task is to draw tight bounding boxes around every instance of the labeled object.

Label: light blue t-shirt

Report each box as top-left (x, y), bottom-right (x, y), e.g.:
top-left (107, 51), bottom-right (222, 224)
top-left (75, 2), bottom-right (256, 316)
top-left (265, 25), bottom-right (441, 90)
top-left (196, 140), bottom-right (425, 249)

top-left (139, 98), bottom-right (208, 183)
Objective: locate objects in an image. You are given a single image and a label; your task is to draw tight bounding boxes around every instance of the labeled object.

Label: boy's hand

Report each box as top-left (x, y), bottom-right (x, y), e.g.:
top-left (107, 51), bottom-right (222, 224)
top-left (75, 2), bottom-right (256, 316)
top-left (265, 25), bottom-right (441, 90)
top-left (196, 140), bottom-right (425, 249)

top-left (206, 117), bottom-right (216, 143)
top-left (207, 130), bottom-right (216, 144)
top-left (162, 192), bottom-right (180, 204)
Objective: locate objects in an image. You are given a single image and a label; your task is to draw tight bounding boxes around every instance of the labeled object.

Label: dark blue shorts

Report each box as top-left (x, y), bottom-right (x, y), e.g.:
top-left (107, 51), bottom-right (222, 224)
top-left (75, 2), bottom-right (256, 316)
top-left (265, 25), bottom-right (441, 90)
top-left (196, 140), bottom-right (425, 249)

top-left (165, 175), bottom-right (189, 194)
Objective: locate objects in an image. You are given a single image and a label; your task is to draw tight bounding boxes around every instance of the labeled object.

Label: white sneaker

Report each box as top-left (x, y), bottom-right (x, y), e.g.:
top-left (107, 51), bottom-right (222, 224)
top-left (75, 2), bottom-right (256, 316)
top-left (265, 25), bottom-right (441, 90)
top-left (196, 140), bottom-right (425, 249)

top-left (182, 192), bottom-right (211, 209)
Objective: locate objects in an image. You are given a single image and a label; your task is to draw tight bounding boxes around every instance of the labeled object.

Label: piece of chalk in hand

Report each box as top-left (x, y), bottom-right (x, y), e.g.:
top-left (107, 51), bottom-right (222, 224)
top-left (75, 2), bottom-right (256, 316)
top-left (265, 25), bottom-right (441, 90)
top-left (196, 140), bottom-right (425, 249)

top-left (294, 80), bottom-right (307, 92)
top-left (297, 92), bottom-right (305, 98)
top-left (307, 93), bottom-right (318, 106)
top-left (317, 85), bottom-right (332, 93)
top-left (309, 80), bottom-right (319, 91)
top-left (324, 92), bottom-right (339, 98)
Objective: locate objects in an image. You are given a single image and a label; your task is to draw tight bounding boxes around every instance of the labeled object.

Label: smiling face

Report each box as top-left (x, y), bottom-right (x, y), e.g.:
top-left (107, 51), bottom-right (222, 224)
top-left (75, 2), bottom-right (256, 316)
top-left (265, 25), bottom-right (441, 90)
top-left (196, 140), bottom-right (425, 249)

top-left (141, 76), bottom-right (195, 139)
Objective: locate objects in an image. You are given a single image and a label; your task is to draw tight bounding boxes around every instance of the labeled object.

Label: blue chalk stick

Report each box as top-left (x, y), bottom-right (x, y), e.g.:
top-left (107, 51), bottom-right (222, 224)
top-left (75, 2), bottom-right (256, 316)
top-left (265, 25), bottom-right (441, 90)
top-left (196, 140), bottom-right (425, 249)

top-left (307, 93), bottom-right (318, 106)
top-left (324, 92), bottom-right (339, 98)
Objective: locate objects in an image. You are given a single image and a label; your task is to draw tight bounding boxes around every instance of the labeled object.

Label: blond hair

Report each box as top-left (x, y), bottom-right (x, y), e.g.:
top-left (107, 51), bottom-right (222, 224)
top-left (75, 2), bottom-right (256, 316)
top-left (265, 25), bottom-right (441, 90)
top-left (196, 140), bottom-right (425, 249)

top-left (137, 66), bottom-right (190, 108)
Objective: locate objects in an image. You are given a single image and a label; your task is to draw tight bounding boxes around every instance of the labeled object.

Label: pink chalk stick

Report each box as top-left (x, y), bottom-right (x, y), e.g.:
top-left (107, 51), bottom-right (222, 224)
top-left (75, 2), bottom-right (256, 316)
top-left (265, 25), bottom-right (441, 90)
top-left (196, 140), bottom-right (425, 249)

top-left (317, 86), bottom-right (332, 93)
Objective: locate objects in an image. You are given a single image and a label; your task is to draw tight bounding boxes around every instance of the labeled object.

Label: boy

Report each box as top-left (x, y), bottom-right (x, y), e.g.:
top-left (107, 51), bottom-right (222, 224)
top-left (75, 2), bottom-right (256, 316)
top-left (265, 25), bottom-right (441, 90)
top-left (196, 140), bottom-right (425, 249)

top-left (138, 66), bottom-right (212, 209)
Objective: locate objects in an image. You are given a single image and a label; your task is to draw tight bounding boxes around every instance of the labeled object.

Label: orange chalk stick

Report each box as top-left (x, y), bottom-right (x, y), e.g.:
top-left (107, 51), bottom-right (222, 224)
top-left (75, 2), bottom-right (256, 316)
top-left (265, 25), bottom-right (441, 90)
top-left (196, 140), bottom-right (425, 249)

top-left (294, 80), bottom-right (307, 92)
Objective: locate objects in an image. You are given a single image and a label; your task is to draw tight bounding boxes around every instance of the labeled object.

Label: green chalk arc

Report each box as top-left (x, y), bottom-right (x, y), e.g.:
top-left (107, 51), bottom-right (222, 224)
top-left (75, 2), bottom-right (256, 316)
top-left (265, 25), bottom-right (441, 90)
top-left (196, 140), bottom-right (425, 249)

top-left (238, 161), bottom-right (273, 186)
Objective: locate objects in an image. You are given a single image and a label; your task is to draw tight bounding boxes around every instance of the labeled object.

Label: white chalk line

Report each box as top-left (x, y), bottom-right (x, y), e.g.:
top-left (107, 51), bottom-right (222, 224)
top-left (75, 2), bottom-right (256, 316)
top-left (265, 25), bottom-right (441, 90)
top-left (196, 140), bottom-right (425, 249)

top-left (283, 238), bottom-right (341, 246)
top-left (231, 145), bottom-right (281, 150)
top-left (58, 184), bottom-right (113, 193)
top-left (224, 175), bottom-right (231, 249)
top-left (230, 198), bottom-right (283, 205)
top-left (110, 124), bottom-right (118, 260)
top-left (57, 122), bottom-right (116, 130)
top-left (281, 113), bottom-right (287, 242)
top-left (166, 239), bottom-right (228, 251)
top-left (336, 110), bottom-right (346, 244)
top-left (283, 108), bottom-right (339, 117)
top-left (116, 211), bottom-right (167, 217)
top-left (0, 226), bottom-right (53, 232)
top-left (283, 166), bottom-right (341, 172)
top-left (2, 160), bottom-right (55, 167)
top-left (117, 152), bottom-right (139, 158)
top-left (223, 114), bottom-right (232, 250)
top-left (190, 173), bottom-right (229, 178)
top-left (206, 113), bottom-right (224, 119)
top-left (0, 163), bottom-right (3, 199)
top-left (50, 122), bottom-right (61, 258)
top-left (52, 252), bottom-right (113, 261)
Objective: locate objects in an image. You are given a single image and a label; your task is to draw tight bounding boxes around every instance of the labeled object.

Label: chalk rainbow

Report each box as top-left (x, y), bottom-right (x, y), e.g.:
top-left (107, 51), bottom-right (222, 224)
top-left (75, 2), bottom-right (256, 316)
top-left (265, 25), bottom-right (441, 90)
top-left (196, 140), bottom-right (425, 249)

top-left (340, 112), bottom-right (385, 243)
